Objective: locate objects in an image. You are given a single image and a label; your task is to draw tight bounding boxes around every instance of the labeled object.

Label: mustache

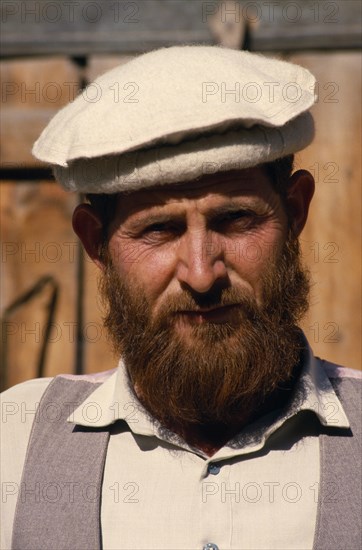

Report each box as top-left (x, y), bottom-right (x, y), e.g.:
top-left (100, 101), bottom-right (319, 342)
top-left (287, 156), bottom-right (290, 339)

top-left (155, 285), bottom-right (259, 318)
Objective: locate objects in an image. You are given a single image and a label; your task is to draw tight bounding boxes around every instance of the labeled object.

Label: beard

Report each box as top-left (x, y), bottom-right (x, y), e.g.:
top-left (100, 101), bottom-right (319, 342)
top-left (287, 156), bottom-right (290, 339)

top-left (99, 234), bottom-right (310, 439)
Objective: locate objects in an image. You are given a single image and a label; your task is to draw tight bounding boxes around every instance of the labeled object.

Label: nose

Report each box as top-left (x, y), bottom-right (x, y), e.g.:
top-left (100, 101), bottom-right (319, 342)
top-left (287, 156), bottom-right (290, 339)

top-left (175, 230), bottom-right (228, 293)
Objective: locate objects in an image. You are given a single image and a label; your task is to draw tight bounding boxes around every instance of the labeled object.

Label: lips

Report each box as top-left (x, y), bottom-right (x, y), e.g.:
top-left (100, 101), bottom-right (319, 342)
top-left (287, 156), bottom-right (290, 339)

top-left (176, 304), bottom-right (241, 324)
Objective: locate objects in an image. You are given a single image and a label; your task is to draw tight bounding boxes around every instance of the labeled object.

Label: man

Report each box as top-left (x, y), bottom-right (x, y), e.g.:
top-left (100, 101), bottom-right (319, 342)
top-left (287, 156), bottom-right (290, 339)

top-left (1, 46), bottom-right (361, 550)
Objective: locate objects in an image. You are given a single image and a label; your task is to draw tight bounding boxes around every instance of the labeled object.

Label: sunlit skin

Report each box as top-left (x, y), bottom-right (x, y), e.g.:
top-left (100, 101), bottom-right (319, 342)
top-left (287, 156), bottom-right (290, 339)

top-left (73, 166), bottom-right (314, 454)
top-left (112, 175), bottom-right (284, 331)
top-left (75, 166), bottom-right (313, 326)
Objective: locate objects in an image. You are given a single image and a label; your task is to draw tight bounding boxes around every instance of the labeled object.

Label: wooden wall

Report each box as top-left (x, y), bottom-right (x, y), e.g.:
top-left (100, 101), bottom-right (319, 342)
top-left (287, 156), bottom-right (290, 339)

top-left (1, 4), bottom-right (361, 389)
top-left (293, 52), bottom-right (361, 371)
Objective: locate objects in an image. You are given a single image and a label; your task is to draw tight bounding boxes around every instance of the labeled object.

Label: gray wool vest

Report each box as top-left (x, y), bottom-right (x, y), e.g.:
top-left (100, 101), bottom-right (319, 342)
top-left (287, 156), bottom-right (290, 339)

top-left (11, 372), bottom-right (362, 550)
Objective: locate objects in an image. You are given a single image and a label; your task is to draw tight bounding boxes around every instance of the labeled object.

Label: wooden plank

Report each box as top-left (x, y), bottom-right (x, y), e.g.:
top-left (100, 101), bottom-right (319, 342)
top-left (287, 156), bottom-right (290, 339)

top-left (0, 57), bottom-right (80, 108)
top-left (0, 57), bottom-right (80, 167)
top-left (250, 0), bottom-right (362, 50)
top-left (86, 54), bottom-right (135, 83)
top-left (292, 52), bottom-right (361, 370)
top-left (1, 1), bottom-right (360, 56)
top-left (0, 181), bottom-right (79, 388)
top-left (0, 0), bottom-right (211, 56)
top-left (0, 109), bottom-right (59, 166)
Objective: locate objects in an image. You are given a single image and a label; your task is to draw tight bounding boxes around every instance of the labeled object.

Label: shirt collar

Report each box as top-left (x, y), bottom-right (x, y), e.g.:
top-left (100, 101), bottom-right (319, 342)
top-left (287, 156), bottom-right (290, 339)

top-left (209, 339), bottom-right (350, 461)
top-left (297, 342), bottom-right (350, 428)
top-left (68, 335), bottom-right (350, 438)
top-left (68, 359), bottom-right (160, 435)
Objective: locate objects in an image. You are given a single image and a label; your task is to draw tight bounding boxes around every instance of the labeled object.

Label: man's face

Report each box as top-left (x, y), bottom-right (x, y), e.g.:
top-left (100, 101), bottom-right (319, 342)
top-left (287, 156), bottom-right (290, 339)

top-left (99, 166), bottom-right (310, 435)
top-left (107, 166), bottom-right (288, 318)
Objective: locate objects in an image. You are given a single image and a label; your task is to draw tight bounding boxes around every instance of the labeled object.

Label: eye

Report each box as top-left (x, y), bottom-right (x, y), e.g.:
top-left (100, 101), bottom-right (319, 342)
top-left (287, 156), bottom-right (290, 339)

top-left (141, 221), bottom-right (184, 241)
top-left (213, 209), bottom-right (259, 232)
top-left (144, 222), bottom-right (170, 233)
top-left (144, 221), bottom-right (184, 233)
top-left (219, 209), bottom-right (255, 225)
top-left (223, 210), bottom-right (253, 221)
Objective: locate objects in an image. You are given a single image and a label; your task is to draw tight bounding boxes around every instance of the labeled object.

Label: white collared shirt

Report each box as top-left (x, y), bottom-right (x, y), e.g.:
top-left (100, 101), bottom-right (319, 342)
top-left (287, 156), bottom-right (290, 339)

top-left (1, 340), bottom-right (351, 550)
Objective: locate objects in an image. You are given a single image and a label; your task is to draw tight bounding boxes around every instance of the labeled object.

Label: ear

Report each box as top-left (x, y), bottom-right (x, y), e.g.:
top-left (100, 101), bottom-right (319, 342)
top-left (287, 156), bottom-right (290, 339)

top-left (285, 169), bottom-right (315, 236)
top-left (72, 204), bottom-right (105, 269)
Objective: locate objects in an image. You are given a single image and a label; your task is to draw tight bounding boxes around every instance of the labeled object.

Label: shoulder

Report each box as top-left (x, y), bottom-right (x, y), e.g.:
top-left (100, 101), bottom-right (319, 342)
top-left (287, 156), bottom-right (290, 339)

top-left (317, 359), bottom-right (361, 435)
top-left (318, 358), bottom-right (361, 399)
top-left (1, 377), bottom-right (54, 437)
top-left (0, 371), bottom-right (115, 549)
top-left (1, 376), bottom-right (53, 407)
top-left (1, 376), bottom-right (53, 442)
top-left (1, 377), bottom-right (54, 475)
top-left (319, 360), bottom-right (362, 382)
top-left (1, 377), bottom-right (54, 549)
top-left (318, 359), bottom-right (362, 399)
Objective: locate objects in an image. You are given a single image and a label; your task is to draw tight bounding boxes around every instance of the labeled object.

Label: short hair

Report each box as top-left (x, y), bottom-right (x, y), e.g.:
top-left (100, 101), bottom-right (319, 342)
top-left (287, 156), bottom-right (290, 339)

top-left (85, 154), bottom-right (295, 243)
top-left (264, 154), bottom-right (294, 199)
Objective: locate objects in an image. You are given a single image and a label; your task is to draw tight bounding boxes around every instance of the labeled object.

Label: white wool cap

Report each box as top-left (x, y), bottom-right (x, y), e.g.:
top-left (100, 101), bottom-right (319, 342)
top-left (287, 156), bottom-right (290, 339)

top-left (32, 46), bottom-right (317, 193)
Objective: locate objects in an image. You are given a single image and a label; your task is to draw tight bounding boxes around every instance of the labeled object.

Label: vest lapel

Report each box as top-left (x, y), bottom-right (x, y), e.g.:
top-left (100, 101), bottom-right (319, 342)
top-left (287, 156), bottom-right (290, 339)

top-left (12, 376), bottom-right (110, 550)
top-left (313, 377), bottom-right (361, 550)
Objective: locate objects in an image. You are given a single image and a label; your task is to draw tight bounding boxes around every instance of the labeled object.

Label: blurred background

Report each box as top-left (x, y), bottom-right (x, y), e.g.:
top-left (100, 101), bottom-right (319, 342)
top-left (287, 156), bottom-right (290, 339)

top-left (1, 0), bottom-right (361, 390)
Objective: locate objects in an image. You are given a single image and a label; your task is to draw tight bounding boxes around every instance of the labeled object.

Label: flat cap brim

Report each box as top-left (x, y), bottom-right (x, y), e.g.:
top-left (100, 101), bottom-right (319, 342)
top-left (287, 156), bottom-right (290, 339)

top-left (54, 111), bottom-right (314, 193)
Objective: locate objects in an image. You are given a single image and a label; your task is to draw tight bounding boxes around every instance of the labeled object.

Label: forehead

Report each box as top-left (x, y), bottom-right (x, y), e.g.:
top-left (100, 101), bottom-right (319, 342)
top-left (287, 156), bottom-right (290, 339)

top-left (115, 166), bottom-right (276, 219)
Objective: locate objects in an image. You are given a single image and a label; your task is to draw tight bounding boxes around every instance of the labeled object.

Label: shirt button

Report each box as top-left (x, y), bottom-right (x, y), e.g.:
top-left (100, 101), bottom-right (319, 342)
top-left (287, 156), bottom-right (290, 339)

top-left (203, 544), bottom-right (219, 550)
top-left (207, 463), bottom-right (220, 475)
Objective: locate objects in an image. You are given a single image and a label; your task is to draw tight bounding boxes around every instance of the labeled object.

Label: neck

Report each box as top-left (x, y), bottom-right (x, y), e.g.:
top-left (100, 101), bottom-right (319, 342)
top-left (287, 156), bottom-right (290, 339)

top-left (177, 423), bottom-right (247, 456)
top-left (164, 417), bottom-right (248, 456)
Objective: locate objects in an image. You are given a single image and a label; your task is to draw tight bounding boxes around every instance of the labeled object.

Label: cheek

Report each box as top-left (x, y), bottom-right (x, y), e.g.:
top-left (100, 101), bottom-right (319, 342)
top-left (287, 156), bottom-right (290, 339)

top-left (226, 226), bottom-right (285, 292)
top-left (108, 237), bottom-right (176, 302)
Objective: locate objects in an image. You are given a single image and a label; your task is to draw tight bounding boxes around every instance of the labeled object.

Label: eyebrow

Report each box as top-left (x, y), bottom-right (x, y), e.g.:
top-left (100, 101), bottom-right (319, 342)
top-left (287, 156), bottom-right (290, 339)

top-left (204, 202), bottom-right (256, 218)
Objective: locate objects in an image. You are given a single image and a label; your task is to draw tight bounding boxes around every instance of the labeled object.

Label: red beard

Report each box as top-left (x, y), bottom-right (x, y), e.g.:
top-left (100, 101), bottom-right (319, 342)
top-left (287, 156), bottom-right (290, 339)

top-left (99, 235), bottom-right (310, 441)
